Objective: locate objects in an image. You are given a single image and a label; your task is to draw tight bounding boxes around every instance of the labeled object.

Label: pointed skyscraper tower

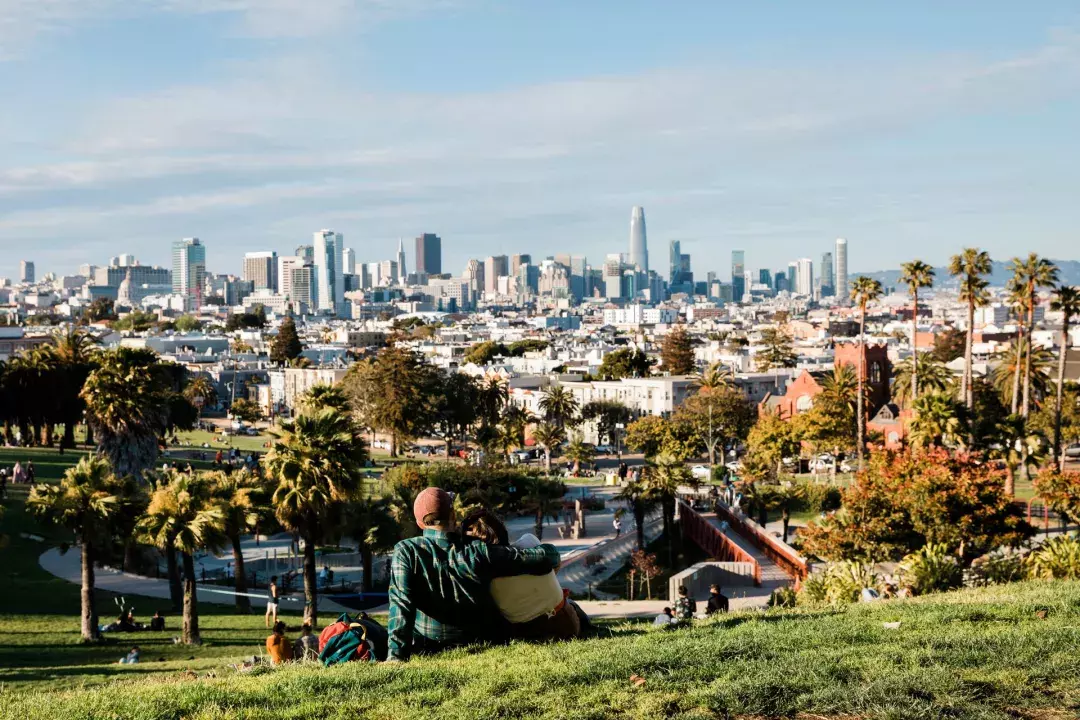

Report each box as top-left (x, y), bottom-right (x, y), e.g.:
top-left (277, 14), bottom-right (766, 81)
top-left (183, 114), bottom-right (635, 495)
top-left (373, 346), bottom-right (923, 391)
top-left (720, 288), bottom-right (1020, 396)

top-left (629, 206), bottom-right (648, 273)
top-left (397, 237), bottom-right (407, 283)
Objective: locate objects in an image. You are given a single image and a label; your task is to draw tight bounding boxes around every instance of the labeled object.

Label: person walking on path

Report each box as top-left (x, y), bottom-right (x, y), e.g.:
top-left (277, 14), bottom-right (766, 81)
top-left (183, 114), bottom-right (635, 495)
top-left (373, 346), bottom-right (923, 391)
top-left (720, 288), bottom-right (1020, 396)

top-left (613, 515), bottom-right (622, 539)
top-left (265, 576), bottom-right (280, 628)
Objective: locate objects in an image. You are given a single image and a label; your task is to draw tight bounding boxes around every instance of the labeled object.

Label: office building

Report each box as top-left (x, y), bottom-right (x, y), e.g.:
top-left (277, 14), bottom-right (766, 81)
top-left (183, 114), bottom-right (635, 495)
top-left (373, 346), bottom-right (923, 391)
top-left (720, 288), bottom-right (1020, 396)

top-left (116, 254), bottom-right (136, 267)
top-left (94, 264), bottom-right (170, 289)
top-left (296, 244), bottom-right (314, 263)
top-left (415, 233), bottom-right (441, 275)
top-left (795, 258), bottom-right (814, 296)
top-left (731, 250), bottom-right (745, 303)
top-left (396, 239), bottom-right (408, 282)
top-left (786, 262), bottom-right (797, 293)
top-left (464, 258), bottom-right (485, 295)
top-left (379, 260), bottom-right (398, 286)
top-left (774, 269), bottom-right (788, 293)
top-left (669, 240), bottom-right (682, 284)
top-left (313, 230), bottom-right (344, 314)
top-left (172, 238), bottom-right (206, 310)
top-left (19, 261), bottom-right (34, 284)
top-left (510, 254), bottom-right (532, 277)
top-left (243, 251), bottom-right (277, 292)
top-left (289, 264), bottom-right (315, 309)
top-left (484, 255), bottom-right (508, 295)
top-left (759, 269), bottom-right (772, 287)
top-left (629, 206), bottom-right (648, 273)
top-left (604, 254), bottom-right (624, 299)
top-left (820, 251), bottom-right (835, 297)
top-left (278, 256), bottom-right (303, 301)
top-left (835, 238), bottom-right (849, 305)
top-left (342, 248), bottom-right (356, 275)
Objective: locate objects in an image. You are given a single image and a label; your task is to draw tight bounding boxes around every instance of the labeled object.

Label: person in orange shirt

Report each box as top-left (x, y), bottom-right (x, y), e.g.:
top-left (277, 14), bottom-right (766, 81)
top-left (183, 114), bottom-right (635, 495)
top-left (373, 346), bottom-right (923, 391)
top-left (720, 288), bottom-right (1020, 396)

top-left (265, 621), bottom-right (293, 664)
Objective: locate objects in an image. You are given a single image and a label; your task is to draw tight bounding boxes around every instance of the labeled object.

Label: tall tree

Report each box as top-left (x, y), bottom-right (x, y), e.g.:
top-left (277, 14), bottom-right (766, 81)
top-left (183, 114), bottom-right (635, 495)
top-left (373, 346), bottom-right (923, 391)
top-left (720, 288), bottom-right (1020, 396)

top-left (431, 372), bottom-right (480, 458)
top-left (992, 339), bottom-right (1053, 412)
top-left (675, 387), bottom-right (753, 467)
top-left (990, 414), bottom-right (1047, 497)
top-left (538, 385), bottom-right (579, 429)
top-left (850, 276), bottom-right (884, 470)
top-left (597, 348), bottom-right (653, 380)
top-left (81, 347), bottom-right (171, 479)
top-left (1008, 253), bottom-right (1059, 417)
top-left (948, 248), bottom-right (992, 408)
top-left (532, 422), bottom-right (565, 473)
top-left (344, 345), bottom-right (438, 457)
top-left (908, 392), bottom-right (966, 449)
top-left (28, 456), bottom-right (141, 641)
top-left (898, 260), bottom-right (935, 401)
top-left (52, 327), bottom-right (98, 450)
top-left (298, 383), bottom-right (350, 414)
top-left (138, 470), bottom-right (225, 644)
top-left (270, 316), bottom-right (304, 365)
top-left (892, 355), bottom-right (955, 407)
top-left (209, 469), bottom-right (265, 612)
top-left (643, 452), bottom-right (694, 565)
top-left (581, 400), bottom-right (632, 450)
top-left (756, 327), bottom-right (798, 371)
top-left (521, 475), bottom-right (567, 540)
top-left (183, 376), bottom-right (218, 418)
top-left (1050, 285), bottom-right (1080, 468)
top-left (692, 361), bottom-right (734, 393)
top-left (660, 325), bottom-right (696, 375)
top-left (263, 407), bottom-right (367, 625)
top-left (346, 496), bottom-right (400, 592)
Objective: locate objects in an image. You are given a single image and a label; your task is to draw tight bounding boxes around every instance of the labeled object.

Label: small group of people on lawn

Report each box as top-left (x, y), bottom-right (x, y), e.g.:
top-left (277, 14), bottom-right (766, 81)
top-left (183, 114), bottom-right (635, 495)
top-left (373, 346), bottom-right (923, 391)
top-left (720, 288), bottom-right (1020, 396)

top-left (654, 584), bottom-right (729, 626)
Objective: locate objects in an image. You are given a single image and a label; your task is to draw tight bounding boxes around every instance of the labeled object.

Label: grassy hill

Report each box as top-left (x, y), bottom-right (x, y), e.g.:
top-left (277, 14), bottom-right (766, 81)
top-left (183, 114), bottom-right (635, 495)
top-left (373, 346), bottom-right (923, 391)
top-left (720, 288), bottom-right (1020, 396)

top-left (4, 580), bottom-right (1079, 720)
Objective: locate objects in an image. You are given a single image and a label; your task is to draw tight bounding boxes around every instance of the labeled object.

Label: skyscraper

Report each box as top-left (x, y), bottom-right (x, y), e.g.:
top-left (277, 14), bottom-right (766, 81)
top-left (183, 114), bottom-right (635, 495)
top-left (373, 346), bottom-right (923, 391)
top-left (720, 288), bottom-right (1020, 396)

top-left (629, 206), bottom-right (648, 273)
top-left (786, 262), bottom-right (797, 293)
top-left (731, 250), bottom-right (745, 303)
top-left (604, 254), bottom-right (624, 299)
top-left (510, 254), bottom-right (532, 277)
top-left (296, 244), bottom-right (314, 263)
top-left (172, 238), bottom-right (206, 310)
top-left (396, 239), bottom-right (407, 282)
top-left (669, 240), bottom-right (681, 284)
top-left (464, 259), bottom-right (485, 295)
top-left (484, 255), bottom-right (508, 295)
top-left (796, 258), bottom-right (814, 296)
top-left (835, 238), bottom-right (849, 305)
top-left (243, 251), bottom-right (277, 292)
top-left (19, 260), bottom-right (34, 284)
top-left (759, 269), bottom-right (772, 287)
top-left (342, 248), bottom-right (356, 275)
top-left (820, 251), bottom-right (835, 297)
top-left (415, 233), bottom-right (441, 275)
top-left (278, 256), bottom-right (303, 300)
top-left (313, 230), bottom-right (344, 315)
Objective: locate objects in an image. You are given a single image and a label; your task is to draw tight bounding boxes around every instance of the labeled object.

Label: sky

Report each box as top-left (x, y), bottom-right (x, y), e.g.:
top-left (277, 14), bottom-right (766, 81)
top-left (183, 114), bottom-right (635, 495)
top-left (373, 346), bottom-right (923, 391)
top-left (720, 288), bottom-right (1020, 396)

top-left (2, 1), bottom-right (1080, 282)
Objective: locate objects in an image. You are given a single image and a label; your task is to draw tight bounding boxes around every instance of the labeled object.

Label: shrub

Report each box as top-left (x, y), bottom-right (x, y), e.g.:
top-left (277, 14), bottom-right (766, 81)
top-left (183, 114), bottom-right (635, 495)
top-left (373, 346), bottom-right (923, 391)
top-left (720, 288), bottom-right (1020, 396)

top-left (768, 586), bottom-right (797, 608)
top-left (1034, 468), bottom-right (1080, 525)
top-left (1026, 535), bottom-right (1080, 580)
top-left (801, 482), bottom-right (842, 513)
top-left (797, 561), bottom-right (882, 607)
top-left (965, 549), bottom-right (1026, 587)
top-left (899, 543), bottom-right (962, 595)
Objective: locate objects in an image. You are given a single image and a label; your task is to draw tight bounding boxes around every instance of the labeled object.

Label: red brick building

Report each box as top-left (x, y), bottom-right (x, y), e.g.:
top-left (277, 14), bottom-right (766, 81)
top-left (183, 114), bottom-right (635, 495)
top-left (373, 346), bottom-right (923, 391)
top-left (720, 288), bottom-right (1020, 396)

top-left (760, 342), bottom-right (891, 421)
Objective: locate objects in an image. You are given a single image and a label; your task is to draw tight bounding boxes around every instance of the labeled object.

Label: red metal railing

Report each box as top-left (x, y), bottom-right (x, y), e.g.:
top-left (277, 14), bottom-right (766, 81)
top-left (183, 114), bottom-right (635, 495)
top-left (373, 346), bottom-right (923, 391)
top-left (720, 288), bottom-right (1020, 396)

top-left (711, 501), bottom-right (809, 582)
top-left (678, 500), bottom-right (761, 586)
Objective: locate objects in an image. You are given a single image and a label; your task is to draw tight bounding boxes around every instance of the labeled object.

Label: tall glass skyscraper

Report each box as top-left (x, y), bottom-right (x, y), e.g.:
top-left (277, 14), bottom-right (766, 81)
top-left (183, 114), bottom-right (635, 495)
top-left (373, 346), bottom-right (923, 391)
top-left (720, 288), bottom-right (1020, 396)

top-left (629, 206), bottom-right (648, 273)
top-left (835, 238), bottom-right (849, 305)
top-left (820, 251), bottom-right (835, 297)
top-left (415, 233), bottom-right (441, 275)
top-left (731, 250), bottom-right (745, 302)
top-left (172, 237), bottom-right (206, 310)
top-left (313, 229), bottom-right (343, 315)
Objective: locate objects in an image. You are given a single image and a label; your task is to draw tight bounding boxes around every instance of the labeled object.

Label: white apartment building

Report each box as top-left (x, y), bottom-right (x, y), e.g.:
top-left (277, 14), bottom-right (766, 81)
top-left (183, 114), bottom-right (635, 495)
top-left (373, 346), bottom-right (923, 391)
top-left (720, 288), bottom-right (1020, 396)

top-left (268, 367), bottom-right (349, 415)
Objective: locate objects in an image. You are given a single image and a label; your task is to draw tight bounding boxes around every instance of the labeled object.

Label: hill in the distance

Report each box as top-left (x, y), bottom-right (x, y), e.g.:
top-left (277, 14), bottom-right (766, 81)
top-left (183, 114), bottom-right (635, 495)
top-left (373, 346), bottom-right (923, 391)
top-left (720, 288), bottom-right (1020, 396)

top-left (858, 259), bottom-right (1080, 289)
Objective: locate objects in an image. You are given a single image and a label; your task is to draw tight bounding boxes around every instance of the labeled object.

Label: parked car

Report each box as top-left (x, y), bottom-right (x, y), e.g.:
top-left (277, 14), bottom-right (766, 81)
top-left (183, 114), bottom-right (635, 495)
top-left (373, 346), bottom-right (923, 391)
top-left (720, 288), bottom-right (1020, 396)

top-left (594, 444), bottom-right (613, 455)
top-left (690, 465), bottom-right (712, 480)
top-left (1065, 443), bottom-right (1080, 459)
top-left (724, 460), bottom-right (742, 473)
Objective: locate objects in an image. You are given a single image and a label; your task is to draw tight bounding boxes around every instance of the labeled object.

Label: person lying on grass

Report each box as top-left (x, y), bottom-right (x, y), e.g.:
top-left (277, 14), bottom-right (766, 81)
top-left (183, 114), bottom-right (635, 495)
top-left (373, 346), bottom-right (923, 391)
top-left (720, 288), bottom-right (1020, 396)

top-left (386, 487), bottom-right (562, 662)
top-left (460, 508), bottom-right (591, 641)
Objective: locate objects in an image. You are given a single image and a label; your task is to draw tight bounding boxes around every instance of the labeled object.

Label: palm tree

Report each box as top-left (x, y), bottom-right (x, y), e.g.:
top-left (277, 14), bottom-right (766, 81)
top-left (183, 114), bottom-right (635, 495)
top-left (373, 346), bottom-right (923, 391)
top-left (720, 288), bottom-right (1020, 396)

top-left (990, 414), bottom-right (1047, 497)
top-left (52, 327), bottom-right (98, 450)
top-left (498, 404), bottom-right (532, 459)
top-left (949, 248), bottom-right (992, 409)
top-left (1008, 254), bottom-right (1060, 418)
top-left (644, 453), bottom-right (694, 565)
top-left (908, 392), bottom-right (965, 449)
top-left (522, 476), bottom-right (566, 540)
top-left (27, 456), bottom-right (135, 641)
top-left (616, 477), bottom-right (657, 550)
top-left (850, 276), bottom-right (884, 470)
top-left (992, 339), bottom-right (1053, 412)
top-left (262, 407), bottom-right (367, 625)
top-left (346, 496), bottom-right (400, 592)
top-left (538, 385), bottom-right (579, 429)
top-left (563, 431), bottom-right (595, 476)
top-left (1005, 278), bottom-right (1029, 415)
top-left (81, 348), bottom-right (170, 479)
top-left (898, 260), bottom-right (936, 401)
top-left (299, 383), bottom-right (349, 414)
top-left (138, 470), bottom-right (225, 644)
top-left (183, 376), bottom-right (218, 418)
top-left (692, 362), bottom-right (734, 394)
top-left (1051, 285), bottom-right (1080, 468)
top-left (532, 422), bottom-right (565, 474)
top-left (209, 469), bottom-right (264, 612)
top-left (819, 363), bottom-right (860, 414)
top-left (892, 355), bottom-right (955, 407)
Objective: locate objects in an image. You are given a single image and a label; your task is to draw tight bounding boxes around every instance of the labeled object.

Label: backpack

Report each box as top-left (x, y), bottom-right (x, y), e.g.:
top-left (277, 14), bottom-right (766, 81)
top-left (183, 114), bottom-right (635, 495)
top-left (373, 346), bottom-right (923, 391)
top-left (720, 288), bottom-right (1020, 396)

top-left (318, 613), bottom-right (388, 666)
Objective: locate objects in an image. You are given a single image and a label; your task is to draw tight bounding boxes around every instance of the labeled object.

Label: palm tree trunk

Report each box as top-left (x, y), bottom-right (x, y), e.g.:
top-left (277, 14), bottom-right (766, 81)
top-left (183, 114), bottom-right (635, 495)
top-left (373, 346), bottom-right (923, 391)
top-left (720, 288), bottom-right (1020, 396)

top-left (911, 289), bottom-right (919, 402)
top-left (782, 509), bottom-right (791, 544)
top-left (857, 308), bottom-right (867, 471)
top-left (964, 299), bottom-right (975, 408)
top-left (81, 537), bottom-right (99, 642)
top-left (1011, 327), bottom-right (1023, 415)
top-left (1054, 317), bottom-right (1069, 470)
top-left (389, 433), bottom-right (397, 458)
top-left (544, 448), bottom-right (551, 474)
top-left (84, 421), bottom-right (94, 447)
top-left (1022, 296), bottom-right (1035, 417)
top-left (445, 437), bottom-right (452, 460)
top-left (634, 501), bottom-right (646, 550)
top-left (302, 534), bottom-right (318, 626)
top-left (1005, 464), bottom-right (1015, 498)
top-left (231, 534), bottom-right (251, 613)
top-left (535, 508), bottom-right (544, 540)
top-left (63, 422), bottom-right (76, 451)
top-left (166, 539), bottom-right (183, 610)
top-left (181, 551), bottom-right (200, 645)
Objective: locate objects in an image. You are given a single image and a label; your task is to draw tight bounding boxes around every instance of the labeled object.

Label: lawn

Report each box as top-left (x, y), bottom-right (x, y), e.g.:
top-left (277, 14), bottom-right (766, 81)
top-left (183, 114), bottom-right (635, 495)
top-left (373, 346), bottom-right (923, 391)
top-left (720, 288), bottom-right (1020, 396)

top-left (1, 580), bottom-right (1078, 719)
top-left (171, 429), bottom-right (272, 454)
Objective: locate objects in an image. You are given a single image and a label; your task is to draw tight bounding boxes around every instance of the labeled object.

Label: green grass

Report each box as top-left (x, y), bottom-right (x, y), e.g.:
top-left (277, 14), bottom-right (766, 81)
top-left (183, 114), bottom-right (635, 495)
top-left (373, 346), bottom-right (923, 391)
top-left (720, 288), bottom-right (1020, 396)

top-left (170, 429), bottom-right (272, 454)
top-left (1, 580), bottom-right (1079, 718)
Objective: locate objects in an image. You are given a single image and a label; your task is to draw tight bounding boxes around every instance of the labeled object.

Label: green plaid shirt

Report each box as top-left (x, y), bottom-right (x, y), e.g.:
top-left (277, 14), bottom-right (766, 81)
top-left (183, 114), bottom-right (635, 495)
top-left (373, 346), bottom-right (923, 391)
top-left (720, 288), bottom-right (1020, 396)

top-left (388, 528), bottom-right (561, 660)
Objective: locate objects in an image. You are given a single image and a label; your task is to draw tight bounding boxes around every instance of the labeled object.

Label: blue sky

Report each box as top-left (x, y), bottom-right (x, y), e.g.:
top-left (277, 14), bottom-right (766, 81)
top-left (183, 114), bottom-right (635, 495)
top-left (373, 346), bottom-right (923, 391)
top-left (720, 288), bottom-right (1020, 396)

top-left (2, 1), bottom-right (1080, 282)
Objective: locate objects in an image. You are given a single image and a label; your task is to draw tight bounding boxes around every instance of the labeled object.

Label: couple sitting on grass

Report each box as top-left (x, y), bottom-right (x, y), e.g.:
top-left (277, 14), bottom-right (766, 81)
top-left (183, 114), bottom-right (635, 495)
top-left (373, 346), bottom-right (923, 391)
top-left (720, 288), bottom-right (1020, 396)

top-left (387, 487), bottom-right (590, 662)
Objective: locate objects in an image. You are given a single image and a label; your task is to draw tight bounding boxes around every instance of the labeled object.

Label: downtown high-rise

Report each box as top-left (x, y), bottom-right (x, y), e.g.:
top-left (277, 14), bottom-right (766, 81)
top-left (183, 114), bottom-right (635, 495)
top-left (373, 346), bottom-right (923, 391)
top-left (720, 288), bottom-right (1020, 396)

top-left (835, 238), bottom-right (849, 305)
top-left (243, 251), bottom-right (278, 292)
top-left (313, 230), bottom-right (344, 315)
top-left (731, 250), bottom-right (745, 303)
top-left (172, 238), bottom-right (206, 310)
top-left (415, 233), bottom-right (441, 275)
top-left (820, 251), bottom-right (835, 298)
top-left (629, 207), bottom-right (648, 273)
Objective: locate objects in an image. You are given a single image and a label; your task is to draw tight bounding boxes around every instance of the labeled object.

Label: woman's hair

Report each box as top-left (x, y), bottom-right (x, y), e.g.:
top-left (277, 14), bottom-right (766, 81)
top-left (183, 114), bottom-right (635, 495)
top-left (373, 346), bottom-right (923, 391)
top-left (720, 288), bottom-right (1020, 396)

top-left (459, 508), bottom-right (509, 546)
top-left (273, 621), bottom-right (287, 635)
